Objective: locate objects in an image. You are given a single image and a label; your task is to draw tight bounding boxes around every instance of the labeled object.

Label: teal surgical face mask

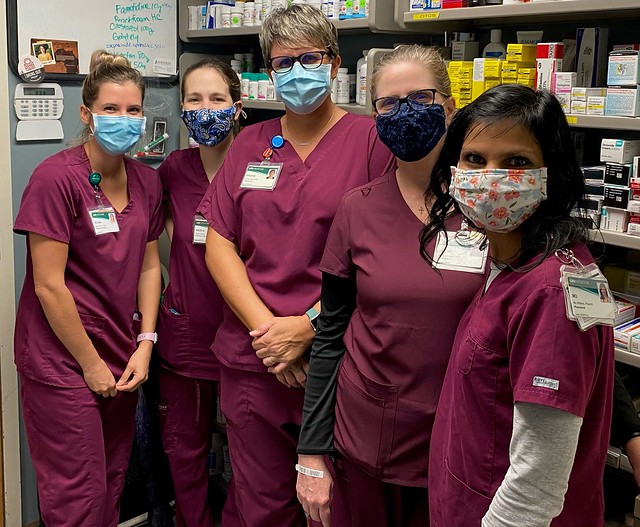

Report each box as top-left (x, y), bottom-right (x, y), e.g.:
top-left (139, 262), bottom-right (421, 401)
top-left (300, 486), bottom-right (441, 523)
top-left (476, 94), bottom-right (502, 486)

top-left (91, 113), bottom-right (146, 155)
top-left (272, 63), bottom-right (332, 115)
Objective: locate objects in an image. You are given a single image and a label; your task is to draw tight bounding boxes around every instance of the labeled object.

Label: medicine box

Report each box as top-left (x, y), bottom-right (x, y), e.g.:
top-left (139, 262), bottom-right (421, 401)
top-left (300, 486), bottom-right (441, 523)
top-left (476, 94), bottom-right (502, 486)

top-left (586, 96), bottom-right (606, 115)
top-left (452, 41), bottom-right (479, 61)
top-left (571, 99), bottom-right (586, 114)
top-left (553, 72), bottom-right (577, 94)
top-left (601, 139), bottom-right (640, 164)
top-left (576, 27), bottom-right (609, 87)
top-left (619, 318), bottom-right (640, 352)
top-left (537, 42), bottom-right (564, 59)
top-left (606, 86), bottom-right (640, 117)
top-left (571, 87), bottom-right (607, 101)
top-left (634, 156), bottom-right (640, 178)
top-left (583, 166), bottom-right (606, 180)
top-left (604, 185), bottom-right (633, 210)
top-left (410, 0), bottom-right (442, 10)
top-left (556, 92), bottom-right (571, 113)
top-left (607, 50), bottom-right (640, 86)
top-left (506, 44), bottom-right (537, 63)
top-left (604, 163), bottom-right (633, 186)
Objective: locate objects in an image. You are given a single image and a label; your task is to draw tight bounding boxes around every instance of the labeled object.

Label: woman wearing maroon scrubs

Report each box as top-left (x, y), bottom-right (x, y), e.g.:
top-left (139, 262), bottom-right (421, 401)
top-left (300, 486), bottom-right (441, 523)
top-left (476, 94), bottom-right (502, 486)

top-left (198, 5), bottom-right (394, 526)
top-left (156, 58), bottom-right (242, 527)
top-left (13, 53), bottom-right (163, 527)
top-left (296, 45), bottom-right (486, 527)
top-left (422, 84), bottom-right (614, 526)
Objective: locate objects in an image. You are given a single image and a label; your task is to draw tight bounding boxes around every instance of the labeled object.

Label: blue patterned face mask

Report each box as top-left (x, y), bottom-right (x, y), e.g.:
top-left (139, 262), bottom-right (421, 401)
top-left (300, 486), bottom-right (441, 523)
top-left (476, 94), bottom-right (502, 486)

top-left (181, 105), bottom-right (237, 147)
top-left (91, 114), bottom-right (146, 156)
top-left (273, 63), bottom-right (332, 115)
top-left (375, 103), bottom-right (446, 162)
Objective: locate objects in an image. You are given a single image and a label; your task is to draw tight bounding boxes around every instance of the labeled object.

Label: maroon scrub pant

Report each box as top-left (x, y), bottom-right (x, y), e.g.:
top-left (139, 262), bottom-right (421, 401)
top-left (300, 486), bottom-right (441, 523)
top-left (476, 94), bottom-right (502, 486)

top-left (220, 364), bottom-right (349, 527)
top-left (334, 454), bottom-right (429, 527)
top-left (158, 367), bottom-right (240, 527)
top-left (20, 374), bottom-right (138, 527)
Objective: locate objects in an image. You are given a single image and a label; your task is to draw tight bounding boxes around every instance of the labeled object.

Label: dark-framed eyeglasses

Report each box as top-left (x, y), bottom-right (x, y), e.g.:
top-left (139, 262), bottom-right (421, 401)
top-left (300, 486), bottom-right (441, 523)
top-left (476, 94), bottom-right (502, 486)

top-left (268, 51), bottom-right (332, 74)
top-left (373, 89), bottom-right (446, 116)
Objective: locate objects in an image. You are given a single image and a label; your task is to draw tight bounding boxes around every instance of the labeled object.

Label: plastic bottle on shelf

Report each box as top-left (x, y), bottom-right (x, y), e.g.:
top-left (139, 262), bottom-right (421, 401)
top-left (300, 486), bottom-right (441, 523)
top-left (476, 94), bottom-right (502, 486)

top-left (482, 29), bottom-right (507, 60)
top-left (331, 76), bottom-right (338, 103)
top-left (241, 73), bottom-right (251, 99)
top-left (357, 59), bottom-right (368, 106)
top-left (356, 50), bottom-right (368, 106)
top-left (243, 2), bottom-right (255, 26)
top-left (244, 52), bottom-right (254, 73)
top-left (230, 59), bottom-right (242, 74)
top-left (257, 74), bottom-right (270, 100)
top-left (254, 0), bottom-right (263, 24)
top-left (336, 68), bottom-right (350, 104)
top-left (248, 75), bottom-right (259, 100)
top-left (231, 4), bottom-right (244, 27)
top-left (348, 73), bottom-right (356, 102)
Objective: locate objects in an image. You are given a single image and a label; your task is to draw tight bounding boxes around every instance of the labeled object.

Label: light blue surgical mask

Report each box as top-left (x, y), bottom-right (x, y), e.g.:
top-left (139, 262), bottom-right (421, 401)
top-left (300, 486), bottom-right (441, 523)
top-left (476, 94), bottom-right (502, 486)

top-left (91, 113), bottom-right (146, 155)
top-left (272, 63), bottom-right (332, 115)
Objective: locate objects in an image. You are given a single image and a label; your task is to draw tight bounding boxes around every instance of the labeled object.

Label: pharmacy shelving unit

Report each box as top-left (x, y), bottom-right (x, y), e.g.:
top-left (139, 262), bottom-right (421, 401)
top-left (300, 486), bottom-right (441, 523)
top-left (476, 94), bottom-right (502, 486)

top-left (179, 0), bottom-right (414, 42)
top-left (396, 0), bottom-right (640, 32)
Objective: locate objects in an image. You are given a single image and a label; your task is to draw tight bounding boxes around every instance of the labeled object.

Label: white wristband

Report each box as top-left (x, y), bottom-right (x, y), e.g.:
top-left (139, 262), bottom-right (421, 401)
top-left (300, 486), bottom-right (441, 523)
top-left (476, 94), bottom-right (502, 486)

top-left (295, 463), bottom-right (324, 478)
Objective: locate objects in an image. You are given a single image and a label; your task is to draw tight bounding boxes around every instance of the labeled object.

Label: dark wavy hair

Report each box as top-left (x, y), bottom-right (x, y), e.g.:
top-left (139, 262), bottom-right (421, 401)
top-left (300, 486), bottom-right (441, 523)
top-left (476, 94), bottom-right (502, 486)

top-left (420, 84), bottom-right (586, 270)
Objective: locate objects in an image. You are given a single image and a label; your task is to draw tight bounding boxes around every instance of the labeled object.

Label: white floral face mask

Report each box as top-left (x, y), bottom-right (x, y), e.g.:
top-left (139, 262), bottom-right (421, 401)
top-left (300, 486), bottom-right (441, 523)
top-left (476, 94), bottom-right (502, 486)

top-left (450, 166), bottom-right (548, 233)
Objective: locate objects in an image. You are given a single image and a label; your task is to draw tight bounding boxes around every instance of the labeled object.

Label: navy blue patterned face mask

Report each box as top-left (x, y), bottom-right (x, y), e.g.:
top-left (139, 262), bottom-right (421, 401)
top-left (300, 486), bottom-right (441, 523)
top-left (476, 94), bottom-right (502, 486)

top-left (181, 105), bottom-right (237, 147)
top-left (375, 103), bottom-right (446, 162)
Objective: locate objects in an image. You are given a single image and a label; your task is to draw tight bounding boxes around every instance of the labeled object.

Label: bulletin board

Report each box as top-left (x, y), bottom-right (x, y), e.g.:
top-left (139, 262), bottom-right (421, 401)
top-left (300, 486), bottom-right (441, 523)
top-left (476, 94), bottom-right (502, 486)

top-left (7, 0), bottom-right (178, 82)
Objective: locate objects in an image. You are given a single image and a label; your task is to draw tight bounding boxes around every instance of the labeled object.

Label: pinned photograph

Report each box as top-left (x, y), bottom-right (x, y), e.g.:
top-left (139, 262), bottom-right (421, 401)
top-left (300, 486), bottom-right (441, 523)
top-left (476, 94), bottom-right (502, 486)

top-left (32, 41), bottom-right (55, 65)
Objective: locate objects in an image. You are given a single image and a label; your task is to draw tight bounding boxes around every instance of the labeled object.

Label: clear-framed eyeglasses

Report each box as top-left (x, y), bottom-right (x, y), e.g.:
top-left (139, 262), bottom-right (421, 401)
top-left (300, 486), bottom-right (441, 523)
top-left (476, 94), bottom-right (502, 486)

top-left (268, 51), bottom-right (332, 74)
top-left (373, 89), bottom-right (446, 116)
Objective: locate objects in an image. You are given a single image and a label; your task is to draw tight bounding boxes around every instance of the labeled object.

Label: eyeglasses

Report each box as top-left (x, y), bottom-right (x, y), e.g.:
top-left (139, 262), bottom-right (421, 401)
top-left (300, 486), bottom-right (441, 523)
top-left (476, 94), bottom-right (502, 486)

top-left (373, 89), bottom-right (446, 116)
top-left (268, 51), bottom-right (331, 74)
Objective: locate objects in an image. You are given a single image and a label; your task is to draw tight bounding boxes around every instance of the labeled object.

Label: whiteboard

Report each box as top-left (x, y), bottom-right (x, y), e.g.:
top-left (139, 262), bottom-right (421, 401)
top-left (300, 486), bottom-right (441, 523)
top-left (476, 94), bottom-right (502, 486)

top-left (14, 0), bottom-right (177, 78)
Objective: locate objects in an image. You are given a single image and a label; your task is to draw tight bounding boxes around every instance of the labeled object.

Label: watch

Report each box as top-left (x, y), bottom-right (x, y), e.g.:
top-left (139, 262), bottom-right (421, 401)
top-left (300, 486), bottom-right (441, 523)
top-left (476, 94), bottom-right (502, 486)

top-left (305, 307), bottom-right (319, 331)
top-left (137, 332), bottom-right (158, 344)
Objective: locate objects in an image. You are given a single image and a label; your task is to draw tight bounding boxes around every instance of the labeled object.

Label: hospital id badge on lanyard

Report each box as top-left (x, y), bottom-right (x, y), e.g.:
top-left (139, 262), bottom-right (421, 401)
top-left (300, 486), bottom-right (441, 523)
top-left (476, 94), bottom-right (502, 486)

top-left (193, 214), bottom-right (208, 245)
top-left (557, 248), bottom-right (616, 331)
top-left (239, 137), bottom-right (285, 191)
top-left (87, 172), bottom-right (119, 236)
top-left (433, 224), bottom-right (488, 274)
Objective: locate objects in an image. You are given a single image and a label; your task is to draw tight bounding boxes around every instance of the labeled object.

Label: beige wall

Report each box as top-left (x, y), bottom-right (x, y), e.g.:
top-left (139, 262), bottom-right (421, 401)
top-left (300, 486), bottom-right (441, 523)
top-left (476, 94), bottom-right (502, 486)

top-left (0, 0), bottom-right (23, 524)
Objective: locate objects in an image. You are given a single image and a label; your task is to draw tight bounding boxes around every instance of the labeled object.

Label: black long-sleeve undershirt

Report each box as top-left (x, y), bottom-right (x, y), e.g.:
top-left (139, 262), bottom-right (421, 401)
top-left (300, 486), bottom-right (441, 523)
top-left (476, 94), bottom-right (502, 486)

top-left (297, 272), bottom-right (357, 455)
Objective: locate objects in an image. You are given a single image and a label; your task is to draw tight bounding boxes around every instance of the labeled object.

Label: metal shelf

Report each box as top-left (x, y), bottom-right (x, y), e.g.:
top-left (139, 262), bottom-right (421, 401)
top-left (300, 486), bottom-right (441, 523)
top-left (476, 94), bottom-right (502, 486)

top-left (566, 115), bottom-right (640, 132)
top-left (616, 349), bottom-right (640, 369)
top-left (241, 99), bottom-right (372, 116)
top-left (400, 0), bottom-right (640, 30)
top-left (589, 230), bottom-right (640, 251)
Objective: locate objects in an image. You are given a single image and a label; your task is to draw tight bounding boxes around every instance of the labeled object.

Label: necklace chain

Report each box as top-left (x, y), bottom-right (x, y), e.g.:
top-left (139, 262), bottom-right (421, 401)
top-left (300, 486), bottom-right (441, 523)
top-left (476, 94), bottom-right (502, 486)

top-left (283, 110), bottom-right (336, 147)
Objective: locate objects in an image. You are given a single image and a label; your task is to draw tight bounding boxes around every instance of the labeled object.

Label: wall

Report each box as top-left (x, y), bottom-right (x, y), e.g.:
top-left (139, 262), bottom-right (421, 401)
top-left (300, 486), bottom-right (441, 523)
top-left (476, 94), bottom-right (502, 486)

top-left (8, 73), bottom-right (180, 524)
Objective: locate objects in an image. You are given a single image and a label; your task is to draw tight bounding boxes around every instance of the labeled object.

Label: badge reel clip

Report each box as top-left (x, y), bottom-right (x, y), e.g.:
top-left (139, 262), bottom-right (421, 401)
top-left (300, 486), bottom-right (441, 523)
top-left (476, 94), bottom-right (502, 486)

top-left (88, 172), bottom-right (120, 236)
top-left (556, 248), bottom-right (616, 331)
top-left (240, 135), bottom-right (285, 192)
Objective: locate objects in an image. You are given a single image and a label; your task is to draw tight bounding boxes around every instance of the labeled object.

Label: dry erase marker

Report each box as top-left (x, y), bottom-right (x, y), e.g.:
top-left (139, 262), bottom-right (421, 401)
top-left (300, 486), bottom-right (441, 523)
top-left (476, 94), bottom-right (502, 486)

top-left (143, 132), bottom-right (169, 152)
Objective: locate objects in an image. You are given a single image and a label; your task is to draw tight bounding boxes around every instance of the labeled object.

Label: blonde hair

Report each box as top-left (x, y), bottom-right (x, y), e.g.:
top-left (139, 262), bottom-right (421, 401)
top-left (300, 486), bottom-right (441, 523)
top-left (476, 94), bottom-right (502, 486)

top-left (259, 4), bottom-right (339, 68)
top-left (370, 45), bottom-right (452, 102)
top-left (78, 50), bottom-right (145, 142)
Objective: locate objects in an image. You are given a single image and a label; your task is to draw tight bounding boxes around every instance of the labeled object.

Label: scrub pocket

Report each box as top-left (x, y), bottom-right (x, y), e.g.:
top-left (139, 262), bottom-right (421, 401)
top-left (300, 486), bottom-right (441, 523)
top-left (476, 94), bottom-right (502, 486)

top-left (157, 303), bottom-right (192, 368)
top-left (334, 359), bottom-right (398, 478)
top-left (443, 457), bottom-right (492, 516)
top-left (79, 313), bottom-right (107, 353)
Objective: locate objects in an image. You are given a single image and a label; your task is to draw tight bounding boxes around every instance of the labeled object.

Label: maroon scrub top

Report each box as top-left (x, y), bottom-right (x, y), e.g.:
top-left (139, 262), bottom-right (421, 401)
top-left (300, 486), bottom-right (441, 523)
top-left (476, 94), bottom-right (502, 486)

top-left (157, 148), bottom-right (223, 380)
top-left (320, 171), bottom-right (485, 486)
top-left (199, 113), bottom-right (394, 373)
top-left (14, 145), bottom-right (164, 388)
top-left (428, 243), bottom-right (614, 527)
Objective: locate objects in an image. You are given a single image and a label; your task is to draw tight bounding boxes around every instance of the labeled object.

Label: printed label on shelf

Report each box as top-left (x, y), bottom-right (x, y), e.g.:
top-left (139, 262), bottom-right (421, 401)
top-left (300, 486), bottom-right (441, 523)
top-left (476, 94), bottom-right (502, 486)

top-left (565, 115), bottom-right (578, 124)
top-left (412, 12), bottom-right (440, 20)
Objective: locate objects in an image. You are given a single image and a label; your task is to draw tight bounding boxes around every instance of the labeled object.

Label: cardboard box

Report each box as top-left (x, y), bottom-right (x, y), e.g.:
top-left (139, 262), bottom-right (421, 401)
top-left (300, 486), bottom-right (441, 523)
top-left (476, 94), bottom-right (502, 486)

top-left (576, 27), bottom-right (609, 87)
top-left (634, 156), bottom-right (640, 178)
top-left (557, 92), bottom-right (571, 113)
top-left (583, 166), bottom-right (606, 180)
top-left (601, 139), bottom-right (640, 164)
top-left (607, 50), bottom-right (640, 87)
top-left (537, 42), bottom-right (564, 59)
top-left (571, 99), bottom-right (586, 114)
top-left (604, 185), bottom-right (633, 209)
top-left (615, 317), bottom-right (640, 351)
top-left (472, 58), bottom-right (501, 100)
top-left (604, 163), bottom-right (633, 186)
top-left (606, 86), bottom-right (640, 117)
top-left (536, 59), bottom-right (563, 92)
top-left (571, 87), bottom-right (607, 101)
top-left (553, 72), bottom-right (577, 94)
top-left (452, 41), bottom-right (480, 61)
top-left (587, 96), bottom-right (606, 115)
top-left (506, 44), bottom-right (537, 63)
top-left (602, 205), bottom-right (630, 232)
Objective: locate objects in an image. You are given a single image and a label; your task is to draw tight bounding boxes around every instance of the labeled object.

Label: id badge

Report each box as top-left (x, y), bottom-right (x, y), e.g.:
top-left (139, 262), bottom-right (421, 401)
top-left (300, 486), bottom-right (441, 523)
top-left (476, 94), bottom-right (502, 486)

top-left (240, 163), bottom-right (283, 191)
top-left (88, 206), bottom-right (119, 235)
top-left (193, 214), bottom-right (208, 245)
top-left (565, 274), bottom-right (616, 320)
top-left (433, 231), bottom-right (488, 274)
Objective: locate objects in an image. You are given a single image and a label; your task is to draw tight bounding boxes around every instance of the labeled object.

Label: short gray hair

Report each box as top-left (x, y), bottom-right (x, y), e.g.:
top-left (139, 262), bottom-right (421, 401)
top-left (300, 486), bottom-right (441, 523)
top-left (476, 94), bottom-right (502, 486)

top-left (259, 4), bottom-right (339, 68)
top-left (371, 45), bottom-right (452, 102)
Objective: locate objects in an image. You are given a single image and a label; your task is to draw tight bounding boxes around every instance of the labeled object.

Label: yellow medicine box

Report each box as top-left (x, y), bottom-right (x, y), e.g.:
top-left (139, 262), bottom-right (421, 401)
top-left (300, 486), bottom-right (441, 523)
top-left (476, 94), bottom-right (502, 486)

top-left (506, 44), bottom-right (538, 63)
